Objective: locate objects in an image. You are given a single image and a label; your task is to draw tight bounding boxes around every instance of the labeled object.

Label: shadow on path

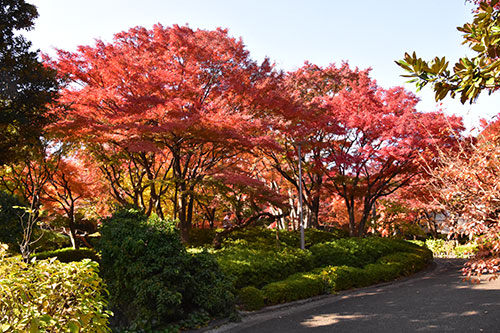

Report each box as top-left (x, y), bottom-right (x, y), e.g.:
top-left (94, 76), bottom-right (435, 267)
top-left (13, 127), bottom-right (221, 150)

top-left (211, 259), bottom-right (500, 332)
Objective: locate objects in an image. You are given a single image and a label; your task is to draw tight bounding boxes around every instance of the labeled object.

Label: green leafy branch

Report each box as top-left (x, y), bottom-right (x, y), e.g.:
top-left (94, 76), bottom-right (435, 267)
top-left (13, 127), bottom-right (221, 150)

top-left (396, 0), bottom-right (500, 104)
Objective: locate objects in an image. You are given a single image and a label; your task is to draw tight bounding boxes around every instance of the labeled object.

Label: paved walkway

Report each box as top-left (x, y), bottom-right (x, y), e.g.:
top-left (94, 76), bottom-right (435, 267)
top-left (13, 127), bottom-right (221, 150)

top-left (208, 259), bottom-right (500, 332)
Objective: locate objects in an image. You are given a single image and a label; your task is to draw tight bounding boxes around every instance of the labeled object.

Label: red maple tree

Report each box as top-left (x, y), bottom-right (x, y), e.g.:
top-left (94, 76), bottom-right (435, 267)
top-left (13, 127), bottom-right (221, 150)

top-left (323, 72), bottom-right (463, 236)
top-left (264, 62), bottom-right (364, 229)
top-left (47, 24), bottom-right (281, 241)
top-left (42, 154), bottom-right (106, 248)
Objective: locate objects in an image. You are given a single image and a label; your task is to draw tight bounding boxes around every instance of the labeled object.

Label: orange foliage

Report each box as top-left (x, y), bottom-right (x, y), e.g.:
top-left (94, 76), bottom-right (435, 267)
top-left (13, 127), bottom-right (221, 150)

top-left (427, 131), bottom-right (500, 278)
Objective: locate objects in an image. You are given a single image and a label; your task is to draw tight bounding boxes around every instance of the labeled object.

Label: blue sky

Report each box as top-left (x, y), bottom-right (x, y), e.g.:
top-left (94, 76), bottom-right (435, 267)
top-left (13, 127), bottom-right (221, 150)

top-left (26, 0), bottom-right (500, 130)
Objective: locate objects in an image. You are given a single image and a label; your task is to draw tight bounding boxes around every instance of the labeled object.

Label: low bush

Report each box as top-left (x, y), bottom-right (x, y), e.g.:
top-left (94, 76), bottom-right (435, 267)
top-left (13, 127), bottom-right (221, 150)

top-left (217, 236), bottom-right (432, 291)
top-left (391, 239), bottom-right (432, 254)
top-left (32, 229), bottom-right (71, 252)
top-left (454, 243), bottom-right (478, 258)
top-left (363, 263), bottom-right (400, 282)
top-left (309, 237), bottom-right (404, 268)
top-left (424, 239), bottom-right (453, 257)
top-left (0, 191), bottom-right (25, 248)
top-left (0, 244), bottom-right (111, 332)
top-left (186, 250), bottom-right (235, 316)
top-left (305, 228), bottom-right (349, 245)
top-left (376, 250), bottom-right (431, 276)
top-left (308, 241), bottom-right (359, 268)
top-left (31, 247), bottom-right (99, 262)
top-left (237, 286), bottom-right (265, 311)
top-left (215, 245), bottom-right (314, 289)
top-left (220, 226), bottom-right (345, 249)
top-left (245, 241), bottom-right (433, 308)
top-left (262, 272), bottom-right (326, 305)
top-left (188, 228), bottom-right (218, 248)
top-left (319, 265), bottom-right (368, 292)
top-left (98, 209), bottom-right (234, 331)
top-left (424, 239), bottom-right (477, 258)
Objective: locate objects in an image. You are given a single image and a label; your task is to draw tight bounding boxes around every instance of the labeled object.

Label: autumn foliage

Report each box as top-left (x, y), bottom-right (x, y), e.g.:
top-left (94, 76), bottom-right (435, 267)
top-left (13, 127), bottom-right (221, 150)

top-left (31, 23), bottom-right (466, 241)
top-left (265, 62), bottom-right (463, 236)
top-left (425, 132), bottom-right (500, 279)
top-left (47, 24), bottom-right (282, 242)
top-left (1, 22), bottom-right (471, 253)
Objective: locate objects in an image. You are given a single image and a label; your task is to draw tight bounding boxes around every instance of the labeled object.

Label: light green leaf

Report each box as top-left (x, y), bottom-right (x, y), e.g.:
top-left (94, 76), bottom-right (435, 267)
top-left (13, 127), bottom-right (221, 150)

top-left (68, 321), bottom-right (80, 333)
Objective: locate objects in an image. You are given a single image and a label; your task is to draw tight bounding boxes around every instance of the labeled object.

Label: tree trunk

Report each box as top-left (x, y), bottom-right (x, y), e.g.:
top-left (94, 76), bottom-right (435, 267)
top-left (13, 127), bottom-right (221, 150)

top-left (308, 194), bottom-right (321, 228)
top-left (347, 205), bottom-right (356, 237)
top-left (425, 211), bottom-right (439, 238)
top-left (68, 202), bottom-right (80, 249)
top-left (356, 197), bottom-right (378, 237)
top-left (208, 207), bottom-right (216, 228)
top-left (357, 209), bottom-right (370, 237)
top-left (178, 193), bottom-right (190, 243)
top-left (20, 190), bottom-right (41, 262)
top-left (68, 217), bottom-right (78, 250)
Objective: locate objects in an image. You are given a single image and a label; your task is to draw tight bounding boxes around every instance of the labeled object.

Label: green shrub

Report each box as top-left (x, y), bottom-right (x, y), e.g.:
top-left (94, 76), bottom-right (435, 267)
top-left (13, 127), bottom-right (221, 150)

top-left (32, 229), bottom-right (71, 252)
top-left (392, 239), bottom-right (428, 252)
top-left (238, 286), bottom-right (265, 311)
top-left (188, 228), bottom-right (218, 247)
top-left (454, 243), bottom-right (478, 258)
top-left (31, 247), bottom-right (99, 262)
top-left (424, 239), bottom-right (451, 256)
top-left (409, 239), bottom-right (425, 247)
top-left (98, 209), bottom-right (234, 330)
top-left (309, 237), bottom-right (405, 268)
top-left (215, 245), bottom-right (314, 289)
top-left (220, 227), bottom-right (277, 248)
top-left (262, 272), bottom-right (326, 305)
top-left (217, 236), bottom-right (431, 291)
top-left (425, 239), bottom-right (477, 258)
top-left (186, 250), bottom-right (235, 316)
top-left (309, 238), bottom-right (432, 268)
top-left (0, 191), bottom-right (25, 247)
top-left (241, 240), bottom-right (432, 308)
top-left (308, 241), bottom-right (359, 268)
top-left (363, 263), bottom-right (400, 282)
top-left (0, 244), bottom-right (111, 332)
top-left (305, 228), bottom-right (348, 245)
top-left (376, 251), bottom-right (430, 276)
top-left (220, 226), bottom-right (344, 249)
top-left (319, 265), bottom-right (368, 292)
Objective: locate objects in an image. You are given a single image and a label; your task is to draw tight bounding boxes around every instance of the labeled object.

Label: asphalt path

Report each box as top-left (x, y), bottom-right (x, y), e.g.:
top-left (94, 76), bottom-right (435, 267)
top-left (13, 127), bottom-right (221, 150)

top-left (208, 259), bottom-right (500, 332)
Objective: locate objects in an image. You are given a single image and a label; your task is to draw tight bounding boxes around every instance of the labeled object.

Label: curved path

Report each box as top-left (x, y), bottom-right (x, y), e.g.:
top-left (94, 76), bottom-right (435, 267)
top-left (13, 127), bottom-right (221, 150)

top-left (208, 259), bottom-right (500, 332)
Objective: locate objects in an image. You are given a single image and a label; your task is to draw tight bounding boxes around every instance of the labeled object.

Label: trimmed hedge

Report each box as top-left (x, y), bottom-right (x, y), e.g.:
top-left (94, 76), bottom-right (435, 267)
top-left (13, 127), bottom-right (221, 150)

top-left (309, 238), bottom-right (422, 268)
top-left (363, 263), bottom-right (399, 282)
top-left (215, 245), bottom-right (314, 289)
top-left (237, 287), bottom-right (265, 311)
top-left (221, 227), bottom-right (347, 249)
top-left (187, 226), bottom-right (346, 249)
top-left (217, 237), bottom-right (431, 291)
top-left (237, 243), bottom-right (433, 310)
top-left (30, 247), bottom-right (99, 262)
top-left (262, 272), bottom-right (326, 305)
top-left (308, 241), bottom-right (360, 268)
top-left (319, 265), bottom-right (368, 292)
